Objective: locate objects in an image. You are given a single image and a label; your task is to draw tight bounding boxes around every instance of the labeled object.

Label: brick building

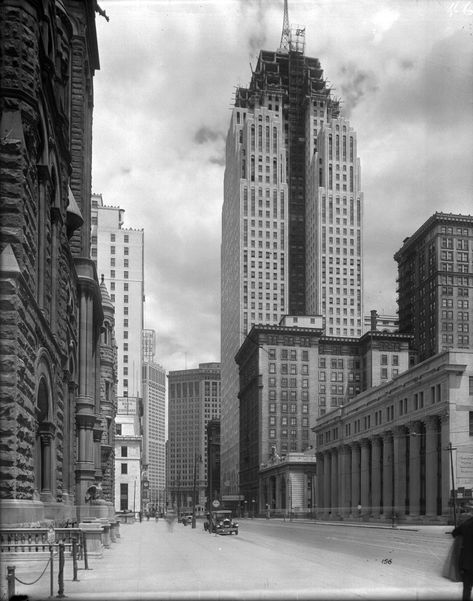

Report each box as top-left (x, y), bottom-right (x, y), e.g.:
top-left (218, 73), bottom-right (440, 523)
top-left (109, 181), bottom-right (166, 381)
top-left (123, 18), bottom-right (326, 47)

top-left (0, 0), bottom-right (115, 524)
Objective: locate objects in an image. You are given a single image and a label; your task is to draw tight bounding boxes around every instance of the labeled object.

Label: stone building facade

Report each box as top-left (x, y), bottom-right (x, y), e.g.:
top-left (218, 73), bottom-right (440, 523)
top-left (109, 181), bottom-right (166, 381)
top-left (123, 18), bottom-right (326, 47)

top-left (314, 350), bottom-right (473, 524)
top-left (0, 0), bottom-right (115, 524)
top-left (235, 315), bottom-right (413, 515)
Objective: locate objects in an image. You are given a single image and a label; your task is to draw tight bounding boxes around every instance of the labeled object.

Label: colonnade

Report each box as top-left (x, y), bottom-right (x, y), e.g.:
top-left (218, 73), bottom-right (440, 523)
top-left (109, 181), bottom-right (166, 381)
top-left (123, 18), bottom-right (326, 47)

top-left (316, 413), bottom-right (451, 522)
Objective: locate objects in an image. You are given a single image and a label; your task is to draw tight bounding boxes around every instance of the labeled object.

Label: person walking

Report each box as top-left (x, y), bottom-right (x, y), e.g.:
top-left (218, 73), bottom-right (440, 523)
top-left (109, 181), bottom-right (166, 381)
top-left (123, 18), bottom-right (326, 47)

top-left (452, 503), bottom-right (473, 601)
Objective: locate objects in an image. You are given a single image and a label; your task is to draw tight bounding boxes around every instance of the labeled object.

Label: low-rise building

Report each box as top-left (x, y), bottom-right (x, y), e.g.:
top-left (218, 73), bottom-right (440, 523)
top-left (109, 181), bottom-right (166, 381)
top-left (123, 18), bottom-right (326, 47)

top-left (115, 397), bottom-right (142, 513)
top-left (314, 349), bottom-right (473, 524)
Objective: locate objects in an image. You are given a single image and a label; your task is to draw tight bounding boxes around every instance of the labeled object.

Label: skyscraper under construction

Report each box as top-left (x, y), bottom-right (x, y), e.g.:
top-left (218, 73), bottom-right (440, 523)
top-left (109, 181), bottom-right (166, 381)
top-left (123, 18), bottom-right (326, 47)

top-left (220, 5), bottom-right (364, 496)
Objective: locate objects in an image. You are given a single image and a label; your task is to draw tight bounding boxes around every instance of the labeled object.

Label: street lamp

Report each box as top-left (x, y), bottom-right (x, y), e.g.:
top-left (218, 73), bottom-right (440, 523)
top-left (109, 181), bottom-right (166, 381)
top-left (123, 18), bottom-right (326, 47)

top-left (192, 454), bottom-right (202, 529)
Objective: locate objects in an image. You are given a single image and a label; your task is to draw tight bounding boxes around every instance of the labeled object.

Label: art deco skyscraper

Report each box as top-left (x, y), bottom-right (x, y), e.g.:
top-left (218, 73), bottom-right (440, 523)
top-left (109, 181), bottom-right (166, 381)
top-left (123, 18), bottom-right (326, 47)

top-left (221, 8), bottom-right (363, 495)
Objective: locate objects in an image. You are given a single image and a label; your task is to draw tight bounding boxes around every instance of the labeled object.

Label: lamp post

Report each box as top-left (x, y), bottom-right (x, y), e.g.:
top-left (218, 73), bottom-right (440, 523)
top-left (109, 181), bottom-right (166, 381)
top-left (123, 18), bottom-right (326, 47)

top-left (192, 454), bottom-right (202, 529)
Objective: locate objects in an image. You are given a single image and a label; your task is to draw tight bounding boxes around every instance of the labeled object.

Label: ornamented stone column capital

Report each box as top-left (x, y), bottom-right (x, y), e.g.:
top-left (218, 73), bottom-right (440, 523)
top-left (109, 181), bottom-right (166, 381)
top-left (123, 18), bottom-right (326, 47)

top-left (339, 444), bottom-right (351, 455)
top-left (407, 420), bottom-right (423, 435)
top-left (38, 421), bottom-right (56, 439)
top-left (359, 438), bottom-right (371, 448)
top-left (392, 425), bottom-right (408, 438)
top-left (439, 411), bottom-right (449, 425)
top-left (425, 414), bottom-right (439, 431)
top-left (382, 430), bottom-right (393, 442)
top-left (371, 435), bottom-right (382, 448)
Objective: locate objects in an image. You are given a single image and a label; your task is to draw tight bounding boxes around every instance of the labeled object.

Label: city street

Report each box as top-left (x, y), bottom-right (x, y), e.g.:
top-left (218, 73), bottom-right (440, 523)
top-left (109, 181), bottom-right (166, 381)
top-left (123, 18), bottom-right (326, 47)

top-left (11, 518), bottom-right (463, 600)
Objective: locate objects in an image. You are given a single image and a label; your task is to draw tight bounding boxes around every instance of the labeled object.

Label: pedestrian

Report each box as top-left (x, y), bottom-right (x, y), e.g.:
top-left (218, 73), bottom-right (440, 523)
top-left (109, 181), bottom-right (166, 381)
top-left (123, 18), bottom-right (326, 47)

top-left (452, 501), bottom-right (473, 601)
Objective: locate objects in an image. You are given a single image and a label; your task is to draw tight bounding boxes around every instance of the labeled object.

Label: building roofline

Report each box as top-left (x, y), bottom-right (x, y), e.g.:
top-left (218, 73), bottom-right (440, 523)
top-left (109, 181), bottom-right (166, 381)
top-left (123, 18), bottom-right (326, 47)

top-left (394, 212), bottom-right (473, 261)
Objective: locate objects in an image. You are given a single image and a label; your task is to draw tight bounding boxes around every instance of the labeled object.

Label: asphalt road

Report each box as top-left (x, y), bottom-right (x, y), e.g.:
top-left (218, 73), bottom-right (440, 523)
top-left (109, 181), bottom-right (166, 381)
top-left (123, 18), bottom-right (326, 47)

top-left (11, 518), bottom-right (463, 600)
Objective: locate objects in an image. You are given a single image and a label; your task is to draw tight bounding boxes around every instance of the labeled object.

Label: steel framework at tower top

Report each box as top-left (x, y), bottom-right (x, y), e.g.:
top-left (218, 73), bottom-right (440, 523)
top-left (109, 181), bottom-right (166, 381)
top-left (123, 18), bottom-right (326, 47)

top-left (279, 0), bottom-right (306, 54)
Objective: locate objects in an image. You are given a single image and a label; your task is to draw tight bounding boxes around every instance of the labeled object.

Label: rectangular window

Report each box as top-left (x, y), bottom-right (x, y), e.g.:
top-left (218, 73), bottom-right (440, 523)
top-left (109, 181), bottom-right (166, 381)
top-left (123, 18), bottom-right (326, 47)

top-left (121, 446), bottom-right (128, 457)
top-left (121, 463), bottom-right (128, 474)
top-left (120, 483), bottom-right (128, 511)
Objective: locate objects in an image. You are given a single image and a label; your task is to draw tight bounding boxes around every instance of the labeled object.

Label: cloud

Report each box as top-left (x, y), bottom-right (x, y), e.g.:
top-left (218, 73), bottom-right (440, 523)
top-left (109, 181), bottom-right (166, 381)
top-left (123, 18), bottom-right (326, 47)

top-left (194, 126), bottom-right (224, 145)
top-left (338, 65), bottom-right (379, 117)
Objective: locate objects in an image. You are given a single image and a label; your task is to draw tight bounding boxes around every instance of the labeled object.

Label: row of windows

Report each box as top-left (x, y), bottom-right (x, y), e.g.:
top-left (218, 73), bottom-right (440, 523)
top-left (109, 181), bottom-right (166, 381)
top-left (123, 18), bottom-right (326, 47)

top-left (319, 371), bottom-right (362, 382)
top-left (268, 390), bottom-right (309, 401)
top-left (110, 258), bottom-right (129, 268)
top-left (110, 245), bottom-right (130, 255)
top-left (269, 402), bottom-right (309, 414)
top-left (267, 349), bottom-right (309, 361)
top-left (441, 238), bottom-right (470, 250)
top-left (269, 428), bottom-right (309, 439)
top-left (268, 363), bottom-right (309, 374)
top-left (441, 334), bottom-right (470, 345)
top-left (442, 322), bottom-right (470, 332)
top-left (440, 251), bottom-right (472, 262)
top-left (110, 233), bottom-right (130, 243)
top-left (269, 377), bottom-right (309, 388)
top-left (269, 416), bottom-right (308, 427)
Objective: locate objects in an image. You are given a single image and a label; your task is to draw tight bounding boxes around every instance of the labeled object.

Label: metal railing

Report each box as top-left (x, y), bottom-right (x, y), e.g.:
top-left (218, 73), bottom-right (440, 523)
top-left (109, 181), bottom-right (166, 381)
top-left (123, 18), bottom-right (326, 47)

top-left (2, 529), bottom-right (90, 599)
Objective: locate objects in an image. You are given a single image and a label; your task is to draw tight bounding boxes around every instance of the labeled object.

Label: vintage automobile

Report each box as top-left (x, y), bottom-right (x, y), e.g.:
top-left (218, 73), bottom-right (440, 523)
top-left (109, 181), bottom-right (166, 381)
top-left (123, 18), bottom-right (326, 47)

top-left (204, 510), bottom-right (238, 535)
top-left (179, 512), bottom-right (193, 525)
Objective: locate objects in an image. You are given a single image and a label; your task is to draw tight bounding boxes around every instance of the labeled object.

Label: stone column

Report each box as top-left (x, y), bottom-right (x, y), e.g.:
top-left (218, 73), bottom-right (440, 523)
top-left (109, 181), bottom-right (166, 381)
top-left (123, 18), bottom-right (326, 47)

top-left (323, 451), bottom-right (331, 517)
top-left (39, 422), bottom-right (56, 501)
top-left (316, 452), bottom-right (324, 515)
top-left (339, 445), bottom-right (351, 518)
top-left (408, 421), bottom-right (422, 519)
top-left (40, 435), bottom-right (52, 494)
top-left (331, 449), bottom-right (339, 516)
top-left (371, 436), bottom-right (382, 518)
top-left (393, 426), bottom-right (408, 518)
top-left (382, 432), bottom-right (393, 519)
top-left (360, 439), bottom-right (371, 515)
top-left (351, 443), bottom-right (360, 517)
top-left (440, 412), bottom-right (451, 520)
top-left (425, 415), bottom-right (439, 518)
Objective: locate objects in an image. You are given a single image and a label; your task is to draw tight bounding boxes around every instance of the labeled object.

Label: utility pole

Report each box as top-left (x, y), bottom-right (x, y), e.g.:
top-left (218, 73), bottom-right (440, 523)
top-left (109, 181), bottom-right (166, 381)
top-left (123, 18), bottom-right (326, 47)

top-left (446, 442), bottom-right (458, 527)
top-left (192, 454), bottom-right (201, 529)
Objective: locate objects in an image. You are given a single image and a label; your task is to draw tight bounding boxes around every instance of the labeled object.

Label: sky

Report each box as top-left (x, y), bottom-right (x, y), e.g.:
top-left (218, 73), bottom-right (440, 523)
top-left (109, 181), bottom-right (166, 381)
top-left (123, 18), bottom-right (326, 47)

top-left (91, 0), bottom-right (473, 373)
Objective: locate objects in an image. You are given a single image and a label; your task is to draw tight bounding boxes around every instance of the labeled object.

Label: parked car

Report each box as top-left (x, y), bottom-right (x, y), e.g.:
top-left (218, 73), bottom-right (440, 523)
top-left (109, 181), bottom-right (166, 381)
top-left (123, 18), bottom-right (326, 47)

top-left (204, 510), bottom-right (238, 535)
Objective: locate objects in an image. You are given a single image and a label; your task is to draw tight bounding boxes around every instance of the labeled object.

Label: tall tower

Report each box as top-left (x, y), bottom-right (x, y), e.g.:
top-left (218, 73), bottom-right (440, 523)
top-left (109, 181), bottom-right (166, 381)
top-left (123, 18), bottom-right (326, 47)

top-left (220, 9), bottom-right (363, 495)
top-left (91, 193), bottom-right (145, 397)
top-left (141, 329), bottom-right (167, 511)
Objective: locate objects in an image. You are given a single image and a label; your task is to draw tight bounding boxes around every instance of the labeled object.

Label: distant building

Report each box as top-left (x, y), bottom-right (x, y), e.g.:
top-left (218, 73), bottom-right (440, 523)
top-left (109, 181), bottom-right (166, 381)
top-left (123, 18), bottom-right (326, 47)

top-left (115, 397), bottom-right (143, 513)
top-left (314, 349), bottom-right (473, 524)
top-left (141, 329), bottom-right (166, 512)
top-left (167, 364), bottom-right (221, 513)
top-left (235, 317), bottom-right (412, 514)
top-left (363, 310), bottom-right (398, 334)
top-left (91, 193), bottom-right (144, 397)
top-left (395, 212), bottom-right (473, 362)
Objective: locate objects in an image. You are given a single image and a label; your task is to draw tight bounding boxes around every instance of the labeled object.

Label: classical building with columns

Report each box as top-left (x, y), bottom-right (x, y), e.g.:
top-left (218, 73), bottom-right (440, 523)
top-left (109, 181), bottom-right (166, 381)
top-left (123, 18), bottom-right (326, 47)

top-left (314, 349), bottom-right (473, 524)
top-left (259, 450), bottom-right (317, 518)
